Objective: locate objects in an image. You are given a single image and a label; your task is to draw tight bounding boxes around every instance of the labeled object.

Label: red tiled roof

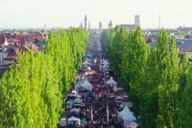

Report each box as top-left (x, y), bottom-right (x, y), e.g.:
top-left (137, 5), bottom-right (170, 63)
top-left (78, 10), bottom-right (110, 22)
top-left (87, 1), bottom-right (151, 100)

top-left (15, 34), bottom-right (26, 43)
top-left (0, 34), bottom-right (5, 44)
top-left (19, 44), bottom-right (38, 54)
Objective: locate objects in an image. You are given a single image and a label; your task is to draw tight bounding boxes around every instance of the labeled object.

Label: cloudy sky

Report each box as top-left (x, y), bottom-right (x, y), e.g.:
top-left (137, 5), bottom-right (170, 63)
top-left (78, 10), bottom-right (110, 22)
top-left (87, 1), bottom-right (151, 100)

top-left (0, 0), bottom-right (191, 29)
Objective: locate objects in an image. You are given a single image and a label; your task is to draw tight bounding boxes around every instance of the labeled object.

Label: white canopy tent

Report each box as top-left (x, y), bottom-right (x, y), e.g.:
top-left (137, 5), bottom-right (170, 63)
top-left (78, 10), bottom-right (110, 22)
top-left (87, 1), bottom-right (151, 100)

top-left (59, 118), bottom-right (66, 127)
top-left (73, 97), bottom-right (83, 107)
top-left (66, 100), bottom-right (73, 109)
top-left (82, 60), bottom-right (90, 66)
top-left (76, 79), bottom-right (92, 91)
top-left (118, 105), bottom-right (136, 127)
top-left (68, 116), bottom-right (80, 125)
top-left (115, 96), bottom-right (124, 101)
top-left (101, 64), bottom-right (109, 70)
top-left (101, 59), bottom-right (109, 65)
top-left (106, 77), bottom-right (117, 87)
top-left (127, 122), bottom-right (138, 128)
top-left (70, 108), bottom-right (80, 113)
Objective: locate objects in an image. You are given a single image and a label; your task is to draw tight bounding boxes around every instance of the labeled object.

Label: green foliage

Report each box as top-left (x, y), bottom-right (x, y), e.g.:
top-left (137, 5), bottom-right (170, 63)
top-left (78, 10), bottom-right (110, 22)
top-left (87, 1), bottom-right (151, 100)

top-left (0, 28), bottom-right (88, 128)
top-left (177, 66), bottom-right (192, 128)
top-left (101, 27), bottom-right (191, 128)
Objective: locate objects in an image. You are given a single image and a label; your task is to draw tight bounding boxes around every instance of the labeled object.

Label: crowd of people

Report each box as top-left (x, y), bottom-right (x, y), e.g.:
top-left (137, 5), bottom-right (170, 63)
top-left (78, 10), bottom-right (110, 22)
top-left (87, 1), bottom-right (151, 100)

top-left (58, 36), bottom-right (136, 128)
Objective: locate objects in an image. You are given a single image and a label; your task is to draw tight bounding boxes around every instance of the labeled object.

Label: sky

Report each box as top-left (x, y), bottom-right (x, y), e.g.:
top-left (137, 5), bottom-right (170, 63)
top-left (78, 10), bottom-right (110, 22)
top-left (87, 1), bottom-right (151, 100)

top-left (0, 0), bottom-right (191, 29)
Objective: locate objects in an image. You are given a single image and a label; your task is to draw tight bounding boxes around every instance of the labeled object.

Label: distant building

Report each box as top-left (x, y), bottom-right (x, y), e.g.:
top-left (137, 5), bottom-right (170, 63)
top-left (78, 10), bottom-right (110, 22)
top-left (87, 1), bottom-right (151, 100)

top-left (99, 22), bottom-right (102, 33)
top-left (108, 20), bottom-right (113, 29)
top-left (177, 26), bottom-right (192, 33)
top-left (84, 15), bottom-right (87, 30)
top-left (120, 24), bottom-right (137, 30)
top-left (88, 21), bottom-right (91, 31)
top-left (135, 15), bottom-right (140, 26)
top-left (80, 22), bottom-right (83, 28)
top-left (120, 15), bottom-right (140, 30)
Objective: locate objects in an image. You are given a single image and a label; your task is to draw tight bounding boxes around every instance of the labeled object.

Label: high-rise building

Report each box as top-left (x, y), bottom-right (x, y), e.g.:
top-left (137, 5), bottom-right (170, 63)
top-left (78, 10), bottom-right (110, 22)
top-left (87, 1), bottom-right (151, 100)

top-left (84, 15), bottom-right (87, 30)
top-left (135, 15), bottom-right (140, 26)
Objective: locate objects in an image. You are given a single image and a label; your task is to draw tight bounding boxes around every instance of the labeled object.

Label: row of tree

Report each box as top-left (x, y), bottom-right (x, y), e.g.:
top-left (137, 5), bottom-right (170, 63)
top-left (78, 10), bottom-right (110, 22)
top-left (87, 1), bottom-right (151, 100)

top-left (0, 28), bottom-right (88, 128)
top-left (100, 26), bottom-right (191, 128)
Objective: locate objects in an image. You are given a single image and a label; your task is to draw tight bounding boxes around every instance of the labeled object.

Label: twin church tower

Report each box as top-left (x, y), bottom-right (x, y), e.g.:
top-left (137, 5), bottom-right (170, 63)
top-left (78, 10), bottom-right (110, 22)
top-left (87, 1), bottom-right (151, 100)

top-left (80, 15), bottom-right (140, 30)
top-left (80, 15), bottom-right (113, 31)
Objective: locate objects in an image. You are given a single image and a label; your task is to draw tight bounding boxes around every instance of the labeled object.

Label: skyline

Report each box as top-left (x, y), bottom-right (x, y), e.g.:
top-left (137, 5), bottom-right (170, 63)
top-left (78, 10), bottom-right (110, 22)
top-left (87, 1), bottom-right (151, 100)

top-left (0, 0), bottom-right (191, 29)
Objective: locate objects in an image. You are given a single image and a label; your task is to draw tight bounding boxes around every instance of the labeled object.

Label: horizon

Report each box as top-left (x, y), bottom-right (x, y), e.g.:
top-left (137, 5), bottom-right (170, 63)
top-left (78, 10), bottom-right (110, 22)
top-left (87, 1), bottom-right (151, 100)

top-left (0, 0), bottom-right (192, 29)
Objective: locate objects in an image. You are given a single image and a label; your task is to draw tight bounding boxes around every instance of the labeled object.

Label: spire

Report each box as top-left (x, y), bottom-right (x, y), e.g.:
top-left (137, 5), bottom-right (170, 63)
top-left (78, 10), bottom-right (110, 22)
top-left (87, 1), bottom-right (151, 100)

top-left (108, 20), bottom-right (113, 29)
top-left (4, 37), bottom-right (8, 46)
top-left (84, 15), bottom-right (87, 30)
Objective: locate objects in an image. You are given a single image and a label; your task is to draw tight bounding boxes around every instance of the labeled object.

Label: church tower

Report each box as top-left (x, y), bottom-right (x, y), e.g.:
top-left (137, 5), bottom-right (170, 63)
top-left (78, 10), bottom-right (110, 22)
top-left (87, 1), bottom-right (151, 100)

top-left (135, 15), bottom-right (140, 26)
top-left (108, 20), bottom-right (113, 29)
top-left (84, 15), bottom-right (87, 30)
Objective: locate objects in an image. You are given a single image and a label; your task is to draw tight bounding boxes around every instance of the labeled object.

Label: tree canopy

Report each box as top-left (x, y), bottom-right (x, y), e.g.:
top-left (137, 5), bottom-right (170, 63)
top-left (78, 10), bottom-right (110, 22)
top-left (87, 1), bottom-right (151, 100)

top-left (100, 26), bottom-right (191, 128)
top-left (0, 28), bottom-right (88, 128)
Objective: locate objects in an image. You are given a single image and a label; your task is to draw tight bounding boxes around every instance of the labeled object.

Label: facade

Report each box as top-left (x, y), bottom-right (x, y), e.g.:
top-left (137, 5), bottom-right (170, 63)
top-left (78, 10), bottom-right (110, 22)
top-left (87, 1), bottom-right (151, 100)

top-left (135, 15), bottom-right (140, 26)
top-left (0, 30), bottom-right (48, 77)
top-left (177, 26), bottom-right (192, 33)
top-left (120, 15), bottom-right (140, 30)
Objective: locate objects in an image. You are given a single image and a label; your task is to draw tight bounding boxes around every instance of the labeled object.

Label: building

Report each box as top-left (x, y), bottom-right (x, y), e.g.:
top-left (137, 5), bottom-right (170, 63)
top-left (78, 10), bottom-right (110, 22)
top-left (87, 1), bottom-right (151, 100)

top-left (99, 22), bottom-right (102, 33)
top-left (108, 20), bottom-right (113, 29)
top-left (84, 15), bottom-right (87, 30)
top-left (88, 21), bottom-right (91, 31)
top-left (135, 15), bottom-right (140, 26)
top-left (0, 30), bottom-right (48, 77)
top-left (120, 15), bottom-right (140, 30)
top-left (177, 26), bottom-right (192, 34)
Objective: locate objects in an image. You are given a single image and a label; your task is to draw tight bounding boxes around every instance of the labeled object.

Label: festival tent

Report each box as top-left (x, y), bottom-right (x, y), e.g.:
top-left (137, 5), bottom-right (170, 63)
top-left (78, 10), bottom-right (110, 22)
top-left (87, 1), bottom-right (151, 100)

top-left (113, 85), bottom-right (118, 92)
top-left (106, 77), bottom-right (117, 87)
top-left (68, 116), bottom-right (80, 125)
top-left (73, 97), bottom-right (83, 107)
top-left (118, 105), bottom-right (136, 127)
top-left (82, 60), bottom-right (90, 65)
top-left (66, 100), bottom-right (73, 109)
top-left (127, 122), bottom-right (138, 128)
top-left (94, 58), bottom-right (97, 64)
top-left (59, 118), bottom-right (66, 127)
top-left (80, 118), bottom-right (87, 126)
top-left (87, 66), bottom-right (91, 71)
top-left (77, 79), bottom-right (92, 91)
top-left (101, 65), bottom-right (109, 71)
top-left (115, 96), bottom-right (124, 102)
top-left (72, 90), bottom-right (77, 95)
top-left (101, 59), bottom-right (109, 65)
top-left (67, 94), bottom-right (77, 100)
top-left (70, 108), bottom-right (80, 117)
